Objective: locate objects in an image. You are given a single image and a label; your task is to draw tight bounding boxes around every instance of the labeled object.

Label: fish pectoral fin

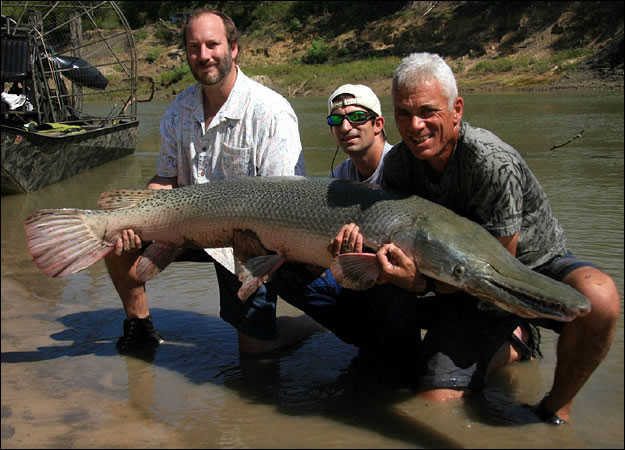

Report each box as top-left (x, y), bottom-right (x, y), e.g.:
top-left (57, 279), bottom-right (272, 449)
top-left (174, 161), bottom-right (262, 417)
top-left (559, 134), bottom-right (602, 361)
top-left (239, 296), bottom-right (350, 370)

top-left (237, 254), bottom-right (286, 302)
top-left (135, 242), bottom-right (183, 281)
top-left (330, 253), bottom-right (379, 290)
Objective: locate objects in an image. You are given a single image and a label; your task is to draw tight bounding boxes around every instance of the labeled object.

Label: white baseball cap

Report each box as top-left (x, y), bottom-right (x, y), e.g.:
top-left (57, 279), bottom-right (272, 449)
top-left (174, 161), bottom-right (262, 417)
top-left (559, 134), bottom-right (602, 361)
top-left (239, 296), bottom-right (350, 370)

top-left (327, 84), bottom-right (382, 116)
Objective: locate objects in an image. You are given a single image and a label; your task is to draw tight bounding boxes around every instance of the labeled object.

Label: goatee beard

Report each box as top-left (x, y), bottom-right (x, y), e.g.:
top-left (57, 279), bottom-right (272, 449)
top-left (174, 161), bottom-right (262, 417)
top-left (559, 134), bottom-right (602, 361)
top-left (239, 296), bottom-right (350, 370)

top-left (192, 51), bottom-right (233, 86)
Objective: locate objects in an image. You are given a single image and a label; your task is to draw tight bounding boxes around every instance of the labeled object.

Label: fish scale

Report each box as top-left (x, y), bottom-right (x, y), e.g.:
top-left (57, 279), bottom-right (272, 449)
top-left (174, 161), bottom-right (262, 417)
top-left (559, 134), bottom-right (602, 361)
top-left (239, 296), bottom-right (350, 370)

top-left (24, 176), bottom-right (590, 321)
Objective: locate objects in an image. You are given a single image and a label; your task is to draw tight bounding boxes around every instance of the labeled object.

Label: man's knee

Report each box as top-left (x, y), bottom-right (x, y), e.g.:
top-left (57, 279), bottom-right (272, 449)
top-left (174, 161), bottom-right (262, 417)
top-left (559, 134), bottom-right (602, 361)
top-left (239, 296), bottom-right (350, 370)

top-left (564, 267), bottom-right (620, 324)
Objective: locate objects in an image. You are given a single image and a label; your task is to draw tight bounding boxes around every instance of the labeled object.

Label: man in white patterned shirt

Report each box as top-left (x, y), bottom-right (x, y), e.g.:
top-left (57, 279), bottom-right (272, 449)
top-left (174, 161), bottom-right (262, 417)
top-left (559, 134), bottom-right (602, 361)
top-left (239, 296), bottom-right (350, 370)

top-left (105, 9), bottom-right (314, 358)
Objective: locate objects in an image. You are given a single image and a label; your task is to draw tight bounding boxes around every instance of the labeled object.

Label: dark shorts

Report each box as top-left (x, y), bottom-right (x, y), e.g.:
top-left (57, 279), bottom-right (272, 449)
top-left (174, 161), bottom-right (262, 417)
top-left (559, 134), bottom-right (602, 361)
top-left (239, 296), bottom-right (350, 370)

top-left (273, 265), bottom-right (421, 358)
top-left (270, 267), bottom-right (521, 389)
top-left (416, 250), bottom-right (597, 391)
top-left (176, 247), bottom-right (596, 391)
top-left (271, 251), bottom-right (597, 392)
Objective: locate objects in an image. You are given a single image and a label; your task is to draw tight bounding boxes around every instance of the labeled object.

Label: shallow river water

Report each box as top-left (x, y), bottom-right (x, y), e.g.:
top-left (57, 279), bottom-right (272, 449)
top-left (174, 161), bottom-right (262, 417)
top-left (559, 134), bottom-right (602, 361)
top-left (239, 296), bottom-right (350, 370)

top-left (2, 92), bottom-right (623, 448)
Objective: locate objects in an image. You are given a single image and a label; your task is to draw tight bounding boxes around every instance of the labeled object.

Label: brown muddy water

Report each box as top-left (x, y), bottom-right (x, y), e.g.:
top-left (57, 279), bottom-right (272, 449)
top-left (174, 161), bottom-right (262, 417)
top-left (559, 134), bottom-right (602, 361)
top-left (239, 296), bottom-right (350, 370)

top-left (2, 92), bottom-right (623, 448)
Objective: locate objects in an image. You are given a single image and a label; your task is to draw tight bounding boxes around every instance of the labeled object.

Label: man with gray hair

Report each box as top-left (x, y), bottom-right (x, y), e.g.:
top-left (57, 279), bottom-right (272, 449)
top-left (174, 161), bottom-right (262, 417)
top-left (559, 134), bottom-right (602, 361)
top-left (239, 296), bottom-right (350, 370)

top-left (372, 52), bottom-right (620, 424)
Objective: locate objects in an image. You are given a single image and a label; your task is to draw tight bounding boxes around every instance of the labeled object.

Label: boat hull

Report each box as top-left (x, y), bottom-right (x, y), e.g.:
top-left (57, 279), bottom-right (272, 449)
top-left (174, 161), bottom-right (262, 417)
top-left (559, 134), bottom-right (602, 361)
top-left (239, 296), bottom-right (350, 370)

top-left (1, 121), bottom-right (138, 195)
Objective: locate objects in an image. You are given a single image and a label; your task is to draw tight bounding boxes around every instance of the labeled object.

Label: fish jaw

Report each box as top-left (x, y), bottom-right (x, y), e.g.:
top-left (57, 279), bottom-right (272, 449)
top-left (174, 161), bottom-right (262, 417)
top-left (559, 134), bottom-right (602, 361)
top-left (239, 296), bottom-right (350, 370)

top-left (460, 263), bottom-right (592, 321)
top-left (393, 229), bottom-right (591, 321)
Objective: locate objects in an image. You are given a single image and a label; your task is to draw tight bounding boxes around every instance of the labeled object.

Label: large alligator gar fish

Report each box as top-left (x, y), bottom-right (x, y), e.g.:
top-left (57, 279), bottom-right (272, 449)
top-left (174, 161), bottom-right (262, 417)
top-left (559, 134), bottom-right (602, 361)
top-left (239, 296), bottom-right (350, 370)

top-left (24, 176), bottom-right (590, 321)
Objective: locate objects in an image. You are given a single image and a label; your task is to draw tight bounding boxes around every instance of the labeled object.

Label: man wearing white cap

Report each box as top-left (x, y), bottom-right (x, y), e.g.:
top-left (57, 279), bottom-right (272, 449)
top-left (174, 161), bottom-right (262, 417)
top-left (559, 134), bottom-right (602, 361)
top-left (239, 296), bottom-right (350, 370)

top-left (325, 85), bottom-right (395, 276)
top-left (270, 85), bottom-right (422, 377)
top-left (326, 84), bottom-right (392, 185)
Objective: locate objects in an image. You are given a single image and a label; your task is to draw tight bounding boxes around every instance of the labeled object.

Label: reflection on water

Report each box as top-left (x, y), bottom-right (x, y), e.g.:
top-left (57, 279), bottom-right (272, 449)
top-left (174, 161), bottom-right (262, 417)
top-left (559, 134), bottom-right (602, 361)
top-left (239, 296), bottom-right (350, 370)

top-left (1, 92), bottom-right (623, 448)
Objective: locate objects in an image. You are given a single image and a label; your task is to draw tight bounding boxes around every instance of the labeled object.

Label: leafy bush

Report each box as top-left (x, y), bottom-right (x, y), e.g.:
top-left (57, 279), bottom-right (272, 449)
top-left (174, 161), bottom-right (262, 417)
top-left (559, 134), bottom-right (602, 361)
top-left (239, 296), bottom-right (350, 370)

top-left (533, 60), bottom-right (552, 74)
top-left (97, 9), bottom-right (121, 29)
top-left (146, 49), bottom-right (160, 63)
top-left (551, 48), bottom-right (591, 63)
top-left (134, 29), bottom-right (148, 42)
top-left (288, 17), bottom-right (303, 32)
top-left (302, 39), bottom-right (330, 64)
top-left (155, 27), bottom-right (176, 45)
top-left (549, 48), bottom-right (591, 71)
top-left (471, 58), bottom-right (515, 73)
top-left (160, 65), bottom-right (190, 86)
top-left (468, 48), bottom-right (593, 76)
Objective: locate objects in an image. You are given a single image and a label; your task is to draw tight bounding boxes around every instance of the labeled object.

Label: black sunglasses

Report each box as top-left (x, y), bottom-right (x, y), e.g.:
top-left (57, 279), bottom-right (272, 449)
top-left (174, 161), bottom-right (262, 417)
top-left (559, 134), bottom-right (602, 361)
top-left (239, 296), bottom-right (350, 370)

top-left (327, 110), bottom-right (376, 126)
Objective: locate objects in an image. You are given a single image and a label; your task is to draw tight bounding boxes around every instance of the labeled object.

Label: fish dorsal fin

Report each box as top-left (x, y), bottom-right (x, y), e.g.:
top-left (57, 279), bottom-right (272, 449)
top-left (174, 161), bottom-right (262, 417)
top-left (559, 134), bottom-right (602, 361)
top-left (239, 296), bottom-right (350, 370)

top-left (97, 189), bottom-right (157, 210)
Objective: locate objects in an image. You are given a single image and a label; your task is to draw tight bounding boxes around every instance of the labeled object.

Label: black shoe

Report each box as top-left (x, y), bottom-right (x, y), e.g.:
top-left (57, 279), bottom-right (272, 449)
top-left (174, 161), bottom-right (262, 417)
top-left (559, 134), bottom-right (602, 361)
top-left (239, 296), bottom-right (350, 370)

top-left (515, 399), bottom-right (567, 426)
top-left (116, 315), bottom-right (164, 358)
top-left (479, 392), bottom-right (567, 426)
top-left (531, 398), bottom-right (567, 425)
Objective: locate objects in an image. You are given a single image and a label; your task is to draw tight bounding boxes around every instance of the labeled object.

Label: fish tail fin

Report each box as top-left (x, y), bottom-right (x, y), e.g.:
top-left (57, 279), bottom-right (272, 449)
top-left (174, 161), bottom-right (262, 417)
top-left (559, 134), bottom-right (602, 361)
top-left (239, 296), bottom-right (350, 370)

top-left (24, 209), bottom-right (113, 277)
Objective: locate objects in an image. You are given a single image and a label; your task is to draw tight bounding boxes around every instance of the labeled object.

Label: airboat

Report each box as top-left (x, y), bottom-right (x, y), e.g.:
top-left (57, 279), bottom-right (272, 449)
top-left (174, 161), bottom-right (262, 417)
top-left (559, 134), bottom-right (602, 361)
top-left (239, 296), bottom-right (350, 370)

top-left (1, 1), bottom-right (152, 195)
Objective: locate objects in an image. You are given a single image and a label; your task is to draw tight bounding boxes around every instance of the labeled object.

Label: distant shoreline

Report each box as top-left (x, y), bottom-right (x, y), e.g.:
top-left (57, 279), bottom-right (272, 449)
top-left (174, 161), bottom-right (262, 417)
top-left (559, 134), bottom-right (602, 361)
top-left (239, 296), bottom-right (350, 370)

top-left (146, 68), bottom-right (623, 102)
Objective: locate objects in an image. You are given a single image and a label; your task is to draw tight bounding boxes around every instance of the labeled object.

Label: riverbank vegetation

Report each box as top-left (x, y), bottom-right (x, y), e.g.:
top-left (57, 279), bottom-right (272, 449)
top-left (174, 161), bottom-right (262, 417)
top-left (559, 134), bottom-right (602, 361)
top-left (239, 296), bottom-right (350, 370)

top-left (120, 1), bottom-right (623, 99)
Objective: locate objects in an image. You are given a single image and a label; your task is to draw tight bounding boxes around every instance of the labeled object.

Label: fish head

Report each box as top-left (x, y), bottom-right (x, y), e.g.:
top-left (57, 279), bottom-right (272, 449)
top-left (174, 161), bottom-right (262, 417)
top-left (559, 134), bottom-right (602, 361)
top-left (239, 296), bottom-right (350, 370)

top-left (392, 225), bottom-right (591, 321)
top-left (391, 228), bottom-right (476, 287)
top-left (458, 259), bottom-right (592, 321)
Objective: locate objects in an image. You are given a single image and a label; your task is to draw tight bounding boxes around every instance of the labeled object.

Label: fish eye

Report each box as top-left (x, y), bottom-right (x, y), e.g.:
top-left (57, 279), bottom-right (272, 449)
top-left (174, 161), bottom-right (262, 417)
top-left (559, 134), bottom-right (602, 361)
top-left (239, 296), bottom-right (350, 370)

top-left (453, 265), bottom-right (465, 278)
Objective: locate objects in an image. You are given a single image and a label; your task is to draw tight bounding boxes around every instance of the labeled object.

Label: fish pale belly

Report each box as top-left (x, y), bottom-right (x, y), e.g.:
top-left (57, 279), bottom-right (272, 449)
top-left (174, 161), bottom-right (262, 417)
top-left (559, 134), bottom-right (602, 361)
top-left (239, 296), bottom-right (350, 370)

top-left (255, 225), bottom-right (335, 267)
top-left (142, 214), bottom-right (336, 269)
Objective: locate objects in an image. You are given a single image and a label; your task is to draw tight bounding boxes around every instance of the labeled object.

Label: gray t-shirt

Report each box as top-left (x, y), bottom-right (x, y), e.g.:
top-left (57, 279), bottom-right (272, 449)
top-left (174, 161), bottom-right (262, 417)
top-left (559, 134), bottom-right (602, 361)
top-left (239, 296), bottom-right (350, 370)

top-left (381, 121), bottom-right (567, 268)
top-left (330, 141), bottom-right (393, 184)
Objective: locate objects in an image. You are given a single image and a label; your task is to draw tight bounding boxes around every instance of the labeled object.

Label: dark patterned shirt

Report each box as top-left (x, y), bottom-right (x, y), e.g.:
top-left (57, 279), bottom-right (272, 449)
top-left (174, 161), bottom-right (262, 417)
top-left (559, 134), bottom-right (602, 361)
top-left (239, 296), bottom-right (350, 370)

top-left (381, 121), bottom-right (568, 268)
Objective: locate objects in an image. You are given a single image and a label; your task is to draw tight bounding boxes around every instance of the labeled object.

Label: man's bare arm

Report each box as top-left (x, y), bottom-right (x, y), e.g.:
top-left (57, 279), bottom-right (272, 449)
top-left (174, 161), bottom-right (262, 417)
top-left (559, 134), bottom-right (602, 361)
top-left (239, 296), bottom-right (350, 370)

top-left (146, 175), bottom-right (178, 190)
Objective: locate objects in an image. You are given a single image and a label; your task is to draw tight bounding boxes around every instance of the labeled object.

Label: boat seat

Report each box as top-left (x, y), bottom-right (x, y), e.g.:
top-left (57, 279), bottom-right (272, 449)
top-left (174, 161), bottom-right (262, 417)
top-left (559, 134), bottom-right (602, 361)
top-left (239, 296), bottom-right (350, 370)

top-left (1, 35), bottom-right (31, 82)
